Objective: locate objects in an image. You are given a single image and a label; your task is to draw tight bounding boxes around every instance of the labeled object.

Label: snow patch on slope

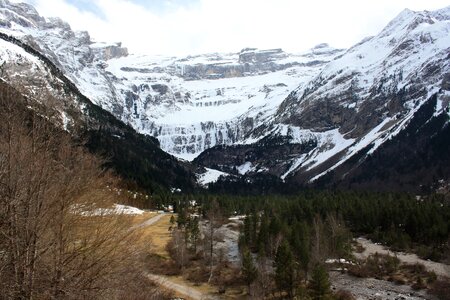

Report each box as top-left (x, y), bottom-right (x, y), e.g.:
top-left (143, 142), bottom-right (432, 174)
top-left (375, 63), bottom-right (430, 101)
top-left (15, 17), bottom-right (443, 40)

top-left (237, 162), bottom-right (255, 175)
top-left (304, 129), bottom-right (354, 171)
top-left (197, 168), bottom-right (229, 186)
top-left (76, 204), bottom-right (145, 216)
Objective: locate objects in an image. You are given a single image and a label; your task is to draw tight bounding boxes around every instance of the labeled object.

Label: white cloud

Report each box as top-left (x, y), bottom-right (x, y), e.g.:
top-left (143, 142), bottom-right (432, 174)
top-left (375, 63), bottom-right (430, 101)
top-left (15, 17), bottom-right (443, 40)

top-left (11, 0), bottom-right (450, 55)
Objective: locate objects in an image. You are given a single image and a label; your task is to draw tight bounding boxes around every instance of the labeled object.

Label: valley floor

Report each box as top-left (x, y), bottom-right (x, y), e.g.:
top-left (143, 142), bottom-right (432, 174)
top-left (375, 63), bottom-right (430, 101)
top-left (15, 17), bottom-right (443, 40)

top-left (131, 211), bottom-right (450, 300)
top-left (354, 238), bottom-right (450, 278)
top-left (134, 212), bottom-right (228, 299)
top-left (330, 271), bottom-right (434, 300)
top-left (328, 238), bottom-right (450, 300)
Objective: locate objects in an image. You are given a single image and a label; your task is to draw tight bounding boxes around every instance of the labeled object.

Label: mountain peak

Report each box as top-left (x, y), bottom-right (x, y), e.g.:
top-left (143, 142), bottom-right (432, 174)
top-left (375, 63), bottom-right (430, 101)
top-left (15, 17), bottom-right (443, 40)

top-left (312, 43), bottom-right (330, 49)
top-left (432, 5), bottom-right (450, 19)
top-left (379, 6), bottom-right (450, 39)
top-left (378, 8), bottom-right (418, 37)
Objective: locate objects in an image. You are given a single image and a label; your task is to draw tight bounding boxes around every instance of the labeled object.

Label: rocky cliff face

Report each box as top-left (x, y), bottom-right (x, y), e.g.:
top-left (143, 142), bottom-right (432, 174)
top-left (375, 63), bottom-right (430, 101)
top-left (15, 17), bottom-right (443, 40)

top-left (98, 43), bottom-right (344, 160)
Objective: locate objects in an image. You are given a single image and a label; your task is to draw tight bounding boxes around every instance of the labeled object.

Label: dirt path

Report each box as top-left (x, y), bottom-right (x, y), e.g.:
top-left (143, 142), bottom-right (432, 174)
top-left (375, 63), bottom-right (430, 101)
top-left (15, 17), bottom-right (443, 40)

top-left (130, 212), bottom-right (165, 230)
top-left (147, 274), bottom-right (219, 300)
top-left (355, 237), bottom-right (450, 277)
top-left (139, 214), bottom-right (221, 299)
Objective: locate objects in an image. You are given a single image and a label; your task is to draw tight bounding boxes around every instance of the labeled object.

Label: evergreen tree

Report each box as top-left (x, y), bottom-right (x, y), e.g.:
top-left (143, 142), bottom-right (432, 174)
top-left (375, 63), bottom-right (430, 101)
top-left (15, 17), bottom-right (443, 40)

top-left (310, 264), bottom-right (331, 300)
top-left (169, 214), bottom-right (175, 231)
top-left (243, 214), bottom-right (252, 247)
top-left (250, 211), bottom-right (260, 249)
top-left (241, 248), bottom-right (258, 295)
top-left (188, 216), bottom-right (200, 251)
top-left (274, 240), bottom-right (295, 298)
top-left (269, 216), bottom-right (282, 257)
top-left (257, 214), bottom-right (269, 253)
top-left (177, 207), bottom-right (187, 228)
top-left (298, 222), bottom-right (311, 278)
top-left (184, 217), bottom-right (191, 244)
top-left (290, 222), bottom-right (310, 281)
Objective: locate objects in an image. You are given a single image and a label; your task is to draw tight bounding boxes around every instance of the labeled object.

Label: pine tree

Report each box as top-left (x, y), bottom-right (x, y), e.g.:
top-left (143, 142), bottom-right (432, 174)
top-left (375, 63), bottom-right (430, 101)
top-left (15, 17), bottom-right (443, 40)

top-left (189, 216), bottom-right (200, 251)
top-left (310, 264), bottom-right (331, 300)
top-left (243, 214), bottom-right (252, 247)
top-left (241, 248), bottom-right (258, 295)
top-left (177, 207), bottom-right (187, 228)
top-left (257, 214), bottom-right (269, 253)
top-left (206, 199), bottom-right (221, 283)
top-left (169, 214), bottom-right (175, 231)
top-left (298, 222), bottom-right (311, 278)
top-left (269, 216), bottom-right (282, 257)
top-left (274, 240), bottom-right (295, 298)
top-left (250, 211), bottom-right (259, 249)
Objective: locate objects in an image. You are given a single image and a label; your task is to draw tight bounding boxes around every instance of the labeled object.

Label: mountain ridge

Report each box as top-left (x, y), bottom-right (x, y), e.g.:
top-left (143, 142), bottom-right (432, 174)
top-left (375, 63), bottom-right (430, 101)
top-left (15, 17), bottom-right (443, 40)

top-left (197, 5), bottom-right (450, 185)
top-left (0, 0), bottom-right (449, 192)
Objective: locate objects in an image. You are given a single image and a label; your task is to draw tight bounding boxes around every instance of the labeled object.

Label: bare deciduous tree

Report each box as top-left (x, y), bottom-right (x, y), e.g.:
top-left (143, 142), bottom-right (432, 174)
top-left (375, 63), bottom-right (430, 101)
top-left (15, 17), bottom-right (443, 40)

top-left (311, 215), bottom-right (329, 266)
top-left (0, 83), bottom-right (159, 299)
top-left (205, 199), bottom-right (222, 283)
top-left (326, 212), bottom-right (352, 259)
top-left (167, 228), bottom-right (188, 270)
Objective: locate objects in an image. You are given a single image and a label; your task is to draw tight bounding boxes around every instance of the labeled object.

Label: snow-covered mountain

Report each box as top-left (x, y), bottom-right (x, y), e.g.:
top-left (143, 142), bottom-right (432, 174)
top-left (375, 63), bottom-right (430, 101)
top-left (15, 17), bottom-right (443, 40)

top-left (0, 0), bottom-right (197, 191)
top-left (0, 0), bottom-right (449, 188)
top-left (194, 6), bottom-right (450, 184)
top-left (275, 7), bottom-right (450, 180)
top-left (104, 45), bottom-right (344, 161)
top-left (0, 0), bottom-right (344, 161)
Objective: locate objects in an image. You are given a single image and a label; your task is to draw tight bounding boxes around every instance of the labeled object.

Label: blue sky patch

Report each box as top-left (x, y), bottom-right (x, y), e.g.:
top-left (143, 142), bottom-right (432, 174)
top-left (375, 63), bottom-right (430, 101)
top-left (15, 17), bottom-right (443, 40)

top-left (66, 0), bottom-right (106, 19)
top-left (124, 0), bottom-right (200, 13)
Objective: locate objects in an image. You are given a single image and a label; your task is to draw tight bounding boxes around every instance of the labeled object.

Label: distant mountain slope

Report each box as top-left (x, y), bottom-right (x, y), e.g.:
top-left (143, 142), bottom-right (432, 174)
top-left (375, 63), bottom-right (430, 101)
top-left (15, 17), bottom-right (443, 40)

top-left (302, 93), bottom-right (450, 192)
top-left (0, 33), bottom-right (196, 193)
top-left (196, 6), bottom-right (450, 189)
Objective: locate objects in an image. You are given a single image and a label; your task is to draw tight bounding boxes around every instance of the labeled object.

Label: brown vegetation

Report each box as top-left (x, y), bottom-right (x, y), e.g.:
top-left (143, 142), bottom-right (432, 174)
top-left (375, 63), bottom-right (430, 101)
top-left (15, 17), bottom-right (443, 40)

top-left (0, 83), bottom-right (162, 299)
top-left (333, 290), bottom-right (356, 300)
top-left (429, 278), bottom-right (450, 300)
top-left (348, 252), bottom-right (442, 292)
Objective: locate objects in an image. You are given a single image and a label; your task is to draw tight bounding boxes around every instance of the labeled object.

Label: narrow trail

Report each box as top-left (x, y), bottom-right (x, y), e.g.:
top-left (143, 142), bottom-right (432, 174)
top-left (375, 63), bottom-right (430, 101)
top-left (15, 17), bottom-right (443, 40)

top-left (355, 237), bottom-right (450, 277)
top-left (129, 212), bottom-right (165, 231)
top-left (138, 213), bottom-right (220, 300)
top-left (147, 273), bottom-right (219, 300)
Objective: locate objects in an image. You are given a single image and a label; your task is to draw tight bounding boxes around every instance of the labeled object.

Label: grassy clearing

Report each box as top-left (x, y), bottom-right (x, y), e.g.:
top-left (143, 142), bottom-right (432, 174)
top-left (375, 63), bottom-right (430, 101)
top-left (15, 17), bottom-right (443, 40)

top-left (135, 213), bottom-right (248, 299)
top-left (130, 211), bottom-right (158, 225)
top-left (132, 213), bottom-right (174, 257)
top-left (169, 274), bottom-right (246, 299)
top-left (170, 275), bottom-right (217, 294)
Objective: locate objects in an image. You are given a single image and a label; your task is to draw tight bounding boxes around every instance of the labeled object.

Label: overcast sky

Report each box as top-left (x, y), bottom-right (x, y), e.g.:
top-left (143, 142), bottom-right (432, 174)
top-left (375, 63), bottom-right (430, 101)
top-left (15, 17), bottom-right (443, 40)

top-left (13, 0), bottom-right (450, 56)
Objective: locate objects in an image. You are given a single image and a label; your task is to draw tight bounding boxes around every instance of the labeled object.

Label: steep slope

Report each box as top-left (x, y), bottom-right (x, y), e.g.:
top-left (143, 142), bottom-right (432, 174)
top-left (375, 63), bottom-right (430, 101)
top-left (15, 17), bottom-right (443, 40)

top-left (196, 6), bottom-right (450, 187)
top-left (326, 93), bottom-right (450, 192)
top-left (0, 24), bottom-right (196, 193)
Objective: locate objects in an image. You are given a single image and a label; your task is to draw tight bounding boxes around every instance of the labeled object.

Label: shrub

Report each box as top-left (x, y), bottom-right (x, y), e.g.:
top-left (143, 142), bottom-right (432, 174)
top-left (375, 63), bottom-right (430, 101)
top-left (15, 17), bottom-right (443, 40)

top-left (334, 290), bottom-right (356, 300)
